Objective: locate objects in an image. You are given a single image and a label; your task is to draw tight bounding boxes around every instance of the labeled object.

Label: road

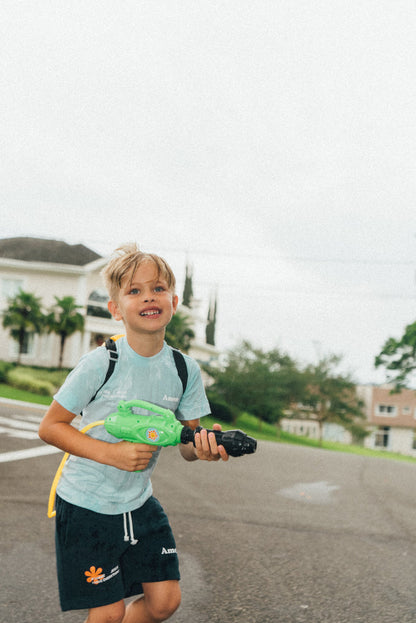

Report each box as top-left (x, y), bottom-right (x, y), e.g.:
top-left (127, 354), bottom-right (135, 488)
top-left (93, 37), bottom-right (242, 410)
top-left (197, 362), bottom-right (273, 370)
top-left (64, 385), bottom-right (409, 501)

top-left (1, 399), bottom-right (416, 622)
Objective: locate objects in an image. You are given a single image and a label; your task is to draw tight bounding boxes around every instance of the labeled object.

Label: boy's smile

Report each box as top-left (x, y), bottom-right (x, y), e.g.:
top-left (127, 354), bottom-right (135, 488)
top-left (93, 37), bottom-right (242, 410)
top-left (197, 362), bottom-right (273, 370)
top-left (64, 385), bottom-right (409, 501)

top-left (108, 261), bottom-right (178, 340)
top-left (140, 309), bottom-right (161, 317)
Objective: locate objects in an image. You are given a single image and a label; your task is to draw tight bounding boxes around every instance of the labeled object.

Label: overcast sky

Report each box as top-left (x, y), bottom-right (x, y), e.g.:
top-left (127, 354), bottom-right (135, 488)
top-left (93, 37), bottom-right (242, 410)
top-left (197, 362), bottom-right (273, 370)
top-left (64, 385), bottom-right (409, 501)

top-left (2, 1), bottom-right (416, 384)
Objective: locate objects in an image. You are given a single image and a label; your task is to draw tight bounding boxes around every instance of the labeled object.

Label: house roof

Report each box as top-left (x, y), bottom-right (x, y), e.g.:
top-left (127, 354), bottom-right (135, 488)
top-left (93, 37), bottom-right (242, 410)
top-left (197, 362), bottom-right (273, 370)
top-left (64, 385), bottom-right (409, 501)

top-left (0, 237), bottom-right (102, 266)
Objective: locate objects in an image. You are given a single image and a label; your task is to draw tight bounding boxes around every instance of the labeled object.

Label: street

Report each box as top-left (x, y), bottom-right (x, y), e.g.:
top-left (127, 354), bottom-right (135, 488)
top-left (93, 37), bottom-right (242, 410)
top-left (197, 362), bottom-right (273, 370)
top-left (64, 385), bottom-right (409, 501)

top-left (1, 400), bottom-right (416, 622)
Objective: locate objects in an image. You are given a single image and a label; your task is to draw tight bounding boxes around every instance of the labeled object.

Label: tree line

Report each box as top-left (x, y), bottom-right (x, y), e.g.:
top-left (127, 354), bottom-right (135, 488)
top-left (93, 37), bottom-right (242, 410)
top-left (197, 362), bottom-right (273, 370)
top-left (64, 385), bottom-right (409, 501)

top-left (7, 287), bottom-right (404, 442)
top-left (204, 341), bottom-right (367, 443)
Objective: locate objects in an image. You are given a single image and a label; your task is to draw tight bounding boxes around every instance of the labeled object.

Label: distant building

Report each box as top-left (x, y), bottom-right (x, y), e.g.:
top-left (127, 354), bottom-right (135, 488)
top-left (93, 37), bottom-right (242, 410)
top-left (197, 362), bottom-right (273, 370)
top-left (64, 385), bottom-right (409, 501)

top-left (280, 415), bottom-right (352, 444)
top-left (357, 384), bottom-right (416, 457)
top-left (282, 384), bottom-right (416, 456)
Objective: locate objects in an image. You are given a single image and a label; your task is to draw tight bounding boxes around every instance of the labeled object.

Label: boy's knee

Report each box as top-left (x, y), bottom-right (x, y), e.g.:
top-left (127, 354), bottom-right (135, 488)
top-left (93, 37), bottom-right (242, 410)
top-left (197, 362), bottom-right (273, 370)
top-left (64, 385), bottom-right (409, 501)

top-left (148, 584), bottom-right (181, 621)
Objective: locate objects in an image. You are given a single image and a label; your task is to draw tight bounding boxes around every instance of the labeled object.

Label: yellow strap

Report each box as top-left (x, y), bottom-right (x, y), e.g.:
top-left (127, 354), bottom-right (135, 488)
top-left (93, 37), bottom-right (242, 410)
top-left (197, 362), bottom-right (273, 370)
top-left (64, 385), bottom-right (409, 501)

top-left (47, 420), bottom-right (105, 518)
top-left (48, 335), bottom-right (124, 517)
top-left (111, 334), bottom-right (125, 341)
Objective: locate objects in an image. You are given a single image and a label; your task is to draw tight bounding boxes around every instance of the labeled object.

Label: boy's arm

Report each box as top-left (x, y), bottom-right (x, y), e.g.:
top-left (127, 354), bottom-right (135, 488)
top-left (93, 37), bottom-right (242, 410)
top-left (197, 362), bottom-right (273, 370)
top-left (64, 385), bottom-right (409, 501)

top-left (38, 399), bottom-right (157, 472)
top-left (179, 419), bottom-right (229, 462)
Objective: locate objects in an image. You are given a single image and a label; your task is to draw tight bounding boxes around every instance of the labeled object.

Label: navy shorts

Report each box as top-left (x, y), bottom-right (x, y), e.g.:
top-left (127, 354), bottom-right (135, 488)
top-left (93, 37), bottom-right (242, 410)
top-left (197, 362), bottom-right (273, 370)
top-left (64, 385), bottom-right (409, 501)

top-left (55, 495), bottom-right (180, 611)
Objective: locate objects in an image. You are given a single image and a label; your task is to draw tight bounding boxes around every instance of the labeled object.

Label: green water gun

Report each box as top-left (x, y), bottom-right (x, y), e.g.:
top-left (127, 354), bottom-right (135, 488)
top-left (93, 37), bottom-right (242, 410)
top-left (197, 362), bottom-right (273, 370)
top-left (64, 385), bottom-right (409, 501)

top-left (105, 400), bottom-right (257, 456)
top-left (48, 399), bottom-right (257, 518)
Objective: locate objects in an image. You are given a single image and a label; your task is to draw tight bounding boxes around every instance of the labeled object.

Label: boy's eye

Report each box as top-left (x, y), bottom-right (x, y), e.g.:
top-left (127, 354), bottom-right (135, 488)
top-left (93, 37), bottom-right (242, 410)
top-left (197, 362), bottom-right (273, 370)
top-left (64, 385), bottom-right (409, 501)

top-left (129, 288), bottom-right (140, 295)
top-left (154, 286), bottom-right (165, 292)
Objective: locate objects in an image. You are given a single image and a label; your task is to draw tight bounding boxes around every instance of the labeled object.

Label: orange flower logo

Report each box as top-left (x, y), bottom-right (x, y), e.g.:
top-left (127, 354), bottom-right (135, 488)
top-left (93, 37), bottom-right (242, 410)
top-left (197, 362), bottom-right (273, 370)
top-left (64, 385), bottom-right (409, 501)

top-left (146, 428), bottom-right (160, 442)
top-left (85, 566), bottom-right (105, 584)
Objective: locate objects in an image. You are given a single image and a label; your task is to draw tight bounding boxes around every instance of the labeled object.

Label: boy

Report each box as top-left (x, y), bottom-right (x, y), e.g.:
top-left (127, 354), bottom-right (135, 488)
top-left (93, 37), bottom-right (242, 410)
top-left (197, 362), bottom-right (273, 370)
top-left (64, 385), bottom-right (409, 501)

top-left (39, 244), bottom-right (229, 623)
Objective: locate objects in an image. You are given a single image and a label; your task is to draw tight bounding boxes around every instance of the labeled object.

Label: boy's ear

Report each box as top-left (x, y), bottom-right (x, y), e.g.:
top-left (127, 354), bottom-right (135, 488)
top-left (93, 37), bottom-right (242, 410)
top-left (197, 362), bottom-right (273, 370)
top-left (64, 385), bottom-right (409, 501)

top-left (108, 300), bottom-right (122, 321)
top-left (172, 294), bottom-right (179, 314)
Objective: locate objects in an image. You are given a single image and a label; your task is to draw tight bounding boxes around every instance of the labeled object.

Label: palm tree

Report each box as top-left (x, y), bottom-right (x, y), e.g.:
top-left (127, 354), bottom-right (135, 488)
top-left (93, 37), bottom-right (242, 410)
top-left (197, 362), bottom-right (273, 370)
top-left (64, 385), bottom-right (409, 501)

top-left (2, 289), bottom-right (45, 363)
top-left (46, 296), bottom-right (85, 368)
top-left (165, 310), bottom-right (195, 353)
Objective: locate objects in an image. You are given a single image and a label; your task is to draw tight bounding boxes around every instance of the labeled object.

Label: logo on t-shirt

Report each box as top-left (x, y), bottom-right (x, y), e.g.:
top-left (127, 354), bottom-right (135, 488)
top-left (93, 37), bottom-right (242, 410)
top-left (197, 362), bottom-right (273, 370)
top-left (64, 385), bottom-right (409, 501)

top-left (163, 394), bottom-right (180, 403)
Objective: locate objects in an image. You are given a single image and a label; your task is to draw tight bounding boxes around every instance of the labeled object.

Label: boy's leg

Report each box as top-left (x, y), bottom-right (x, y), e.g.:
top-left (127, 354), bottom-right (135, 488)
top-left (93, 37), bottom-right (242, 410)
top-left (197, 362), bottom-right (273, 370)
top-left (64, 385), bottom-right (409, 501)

top-left (84, 581), bottom-right (180, 623)
top-left (85, 599), bottom-right (125, 623)
top-left (123, 580), bottom-right (181, 623)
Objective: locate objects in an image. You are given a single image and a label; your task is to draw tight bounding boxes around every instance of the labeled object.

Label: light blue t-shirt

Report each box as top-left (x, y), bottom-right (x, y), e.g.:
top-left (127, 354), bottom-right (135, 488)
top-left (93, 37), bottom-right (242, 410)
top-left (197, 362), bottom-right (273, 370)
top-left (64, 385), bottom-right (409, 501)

top-left (55, 337), bottom-right (211, 514)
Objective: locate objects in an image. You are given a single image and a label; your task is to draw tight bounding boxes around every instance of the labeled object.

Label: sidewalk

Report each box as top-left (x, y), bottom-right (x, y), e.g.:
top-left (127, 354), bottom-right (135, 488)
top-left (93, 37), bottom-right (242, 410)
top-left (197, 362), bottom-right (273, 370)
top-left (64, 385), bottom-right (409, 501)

top-left (0, 396), bottom-right (49, 411)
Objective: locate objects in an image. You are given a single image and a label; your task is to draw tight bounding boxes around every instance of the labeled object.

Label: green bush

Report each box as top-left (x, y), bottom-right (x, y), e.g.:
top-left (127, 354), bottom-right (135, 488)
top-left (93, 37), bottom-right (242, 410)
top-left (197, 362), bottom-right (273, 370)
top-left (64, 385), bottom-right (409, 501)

top-left (0, 361), bottom-right (13, 383)
top-left (13, 366), bottom-right (69, 388)
top-left (207, 392), bottom-right (236, 424)
top-left (7, 369), bottom-right (55, 396)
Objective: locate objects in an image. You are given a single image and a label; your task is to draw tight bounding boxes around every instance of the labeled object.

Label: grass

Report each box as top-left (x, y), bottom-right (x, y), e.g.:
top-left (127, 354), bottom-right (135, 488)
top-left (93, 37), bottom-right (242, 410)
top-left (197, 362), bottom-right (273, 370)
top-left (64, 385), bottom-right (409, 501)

top-left (1, 380), bottom-right (416, 465)
top-left (0, 383), bottom-right (53, 406)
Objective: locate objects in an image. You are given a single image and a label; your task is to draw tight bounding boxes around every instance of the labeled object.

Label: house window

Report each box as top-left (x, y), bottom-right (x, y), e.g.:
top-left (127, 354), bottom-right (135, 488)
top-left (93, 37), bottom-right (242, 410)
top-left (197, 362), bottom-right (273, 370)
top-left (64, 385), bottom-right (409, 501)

top-left (11, 332), bottom-right (35, 357)
top-left (376, 404), bottom-right (397, 417)
top-left (375, 426), bottom-right (390, 448)
top-left (87, 289), bottom-right (112, 319)
top-left (413, 432), bottom-right (416, 451)
top-left (402, 406), bottom-right (410, 415)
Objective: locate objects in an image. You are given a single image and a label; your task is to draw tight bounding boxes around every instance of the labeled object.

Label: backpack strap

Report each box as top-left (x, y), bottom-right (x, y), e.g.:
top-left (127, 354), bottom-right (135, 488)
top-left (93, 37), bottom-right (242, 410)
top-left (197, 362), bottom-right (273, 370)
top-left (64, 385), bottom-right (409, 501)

top-left (171, 347), bottom-right (188, 394)
top-left (87, 336), bottom-right (120, 405)
top-left (87, 335), bottom-right (188, 406)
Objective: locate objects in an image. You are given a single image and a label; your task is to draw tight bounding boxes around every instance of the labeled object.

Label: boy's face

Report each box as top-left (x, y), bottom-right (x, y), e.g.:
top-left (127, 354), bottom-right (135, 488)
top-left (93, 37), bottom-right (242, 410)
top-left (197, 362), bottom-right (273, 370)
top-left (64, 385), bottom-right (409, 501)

top-left (108, 261), bottom-right (178, 337)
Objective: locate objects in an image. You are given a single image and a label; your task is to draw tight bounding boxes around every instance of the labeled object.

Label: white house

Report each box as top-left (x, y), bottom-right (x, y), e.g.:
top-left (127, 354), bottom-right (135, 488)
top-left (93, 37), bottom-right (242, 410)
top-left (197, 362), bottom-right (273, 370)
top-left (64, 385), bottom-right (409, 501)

top-left (280, 416), bottom-right (353, 444)
top-left (0, 237), bottom-right (219, 370)
top-left (0, 237), bottom-right (123, 368)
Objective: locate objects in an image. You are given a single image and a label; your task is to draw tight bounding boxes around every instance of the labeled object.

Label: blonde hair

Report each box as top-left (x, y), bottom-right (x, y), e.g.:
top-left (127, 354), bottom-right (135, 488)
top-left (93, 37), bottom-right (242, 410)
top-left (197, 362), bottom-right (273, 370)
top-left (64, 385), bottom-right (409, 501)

top-left (101, 243), bottom-right (176, 301)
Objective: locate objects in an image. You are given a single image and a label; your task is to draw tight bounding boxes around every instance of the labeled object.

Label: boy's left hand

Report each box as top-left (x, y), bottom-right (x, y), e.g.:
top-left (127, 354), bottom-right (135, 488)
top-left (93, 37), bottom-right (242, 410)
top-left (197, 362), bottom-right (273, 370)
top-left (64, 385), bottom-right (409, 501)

top-left (194, 423), bottom-right (229, 462)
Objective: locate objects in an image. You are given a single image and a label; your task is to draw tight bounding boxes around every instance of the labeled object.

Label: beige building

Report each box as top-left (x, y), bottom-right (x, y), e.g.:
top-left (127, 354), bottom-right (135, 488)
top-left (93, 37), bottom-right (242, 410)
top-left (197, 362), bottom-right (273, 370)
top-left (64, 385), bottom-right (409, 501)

top-left (281, 385), bottom-right (416, 456)
top-left (0, 237), bottom-right (219, 370)
top-left (357, 384), bottom-right (416, 457)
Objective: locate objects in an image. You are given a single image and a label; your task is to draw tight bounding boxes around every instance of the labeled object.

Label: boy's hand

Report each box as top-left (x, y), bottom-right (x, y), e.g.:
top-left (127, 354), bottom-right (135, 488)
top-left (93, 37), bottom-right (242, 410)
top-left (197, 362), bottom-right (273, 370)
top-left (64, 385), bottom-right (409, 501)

top-left (194, 423), bottom-right (229, 462)
top-left (108, 441), bottom-right (158, 472)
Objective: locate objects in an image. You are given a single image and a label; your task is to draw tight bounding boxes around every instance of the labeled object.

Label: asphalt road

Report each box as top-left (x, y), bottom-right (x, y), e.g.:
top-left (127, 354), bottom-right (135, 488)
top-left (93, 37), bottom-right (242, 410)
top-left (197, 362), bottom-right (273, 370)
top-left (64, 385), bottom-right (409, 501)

top-left (1, 400), bottom-right (416, 623)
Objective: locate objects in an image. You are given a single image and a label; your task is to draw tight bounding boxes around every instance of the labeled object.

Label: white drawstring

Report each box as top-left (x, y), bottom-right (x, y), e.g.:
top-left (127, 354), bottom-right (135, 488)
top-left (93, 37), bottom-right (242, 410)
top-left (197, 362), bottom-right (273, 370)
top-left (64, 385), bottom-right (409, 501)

top-left (123, 512), bottom-right (138, 545)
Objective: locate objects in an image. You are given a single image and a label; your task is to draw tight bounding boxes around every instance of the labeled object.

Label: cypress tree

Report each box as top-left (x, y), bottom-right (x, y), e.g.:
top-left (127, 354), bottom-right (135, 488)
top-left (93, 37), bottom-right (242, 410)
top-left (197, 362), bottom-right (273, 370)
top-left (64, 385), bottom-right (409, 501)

top-left (182, 263), bottom-right (194, 308)
top-left (206, 294), bottom-right (217, 346)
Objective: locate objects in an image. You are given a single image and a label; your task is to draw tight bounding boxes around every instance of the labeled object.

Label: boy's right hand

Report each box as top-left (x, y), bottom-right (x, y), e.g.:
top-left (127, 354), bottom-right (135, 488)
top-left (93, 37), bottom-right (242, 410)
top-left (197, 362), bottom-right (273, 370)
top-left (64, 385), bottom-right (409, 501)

top-left (39, 400), bottom-right (158, 472)
top-left (108, 441), bottom-right (158, 472)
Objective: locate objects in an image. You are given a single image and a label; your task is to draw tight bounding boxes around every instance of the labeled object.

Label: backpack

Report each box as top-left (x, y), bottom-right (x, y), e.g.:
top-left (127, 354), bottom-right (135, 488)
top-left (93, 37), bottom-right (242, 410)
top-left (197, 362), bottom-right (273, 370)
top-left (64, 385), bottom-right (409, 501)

top-left (87, 334), bottom-right (188, 405)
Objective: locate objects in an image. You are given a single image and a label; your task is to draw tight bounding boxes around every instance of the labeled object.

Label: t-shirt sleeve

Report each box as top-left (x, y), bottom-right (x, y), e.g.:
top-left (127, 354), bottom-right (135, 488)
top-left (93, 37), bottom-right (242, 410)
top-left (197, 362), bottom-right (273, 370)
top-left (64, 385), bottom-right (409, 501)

top-left (175, 356), bottom-right (211, 422)
top-left (54, 347), bottom-right (108, 415)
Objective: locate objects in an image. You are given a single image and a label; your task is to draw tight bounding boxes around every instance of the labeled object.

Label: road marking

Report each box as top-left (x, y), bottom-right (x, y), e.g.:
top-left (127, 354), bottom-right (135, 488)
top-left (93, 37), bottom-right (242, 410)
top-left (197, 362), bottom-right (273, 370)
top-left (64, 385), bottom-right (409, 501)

top-left (0, 445), bottom-right (61, 463)
top-left (0, 426), bottom-right (39, 439)
top-left (278, 481), bottom-right (340, 505)
top-left (14, 414), bottom-right (44, 424)
top-left (0, 416), bottom-right (40, 431)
